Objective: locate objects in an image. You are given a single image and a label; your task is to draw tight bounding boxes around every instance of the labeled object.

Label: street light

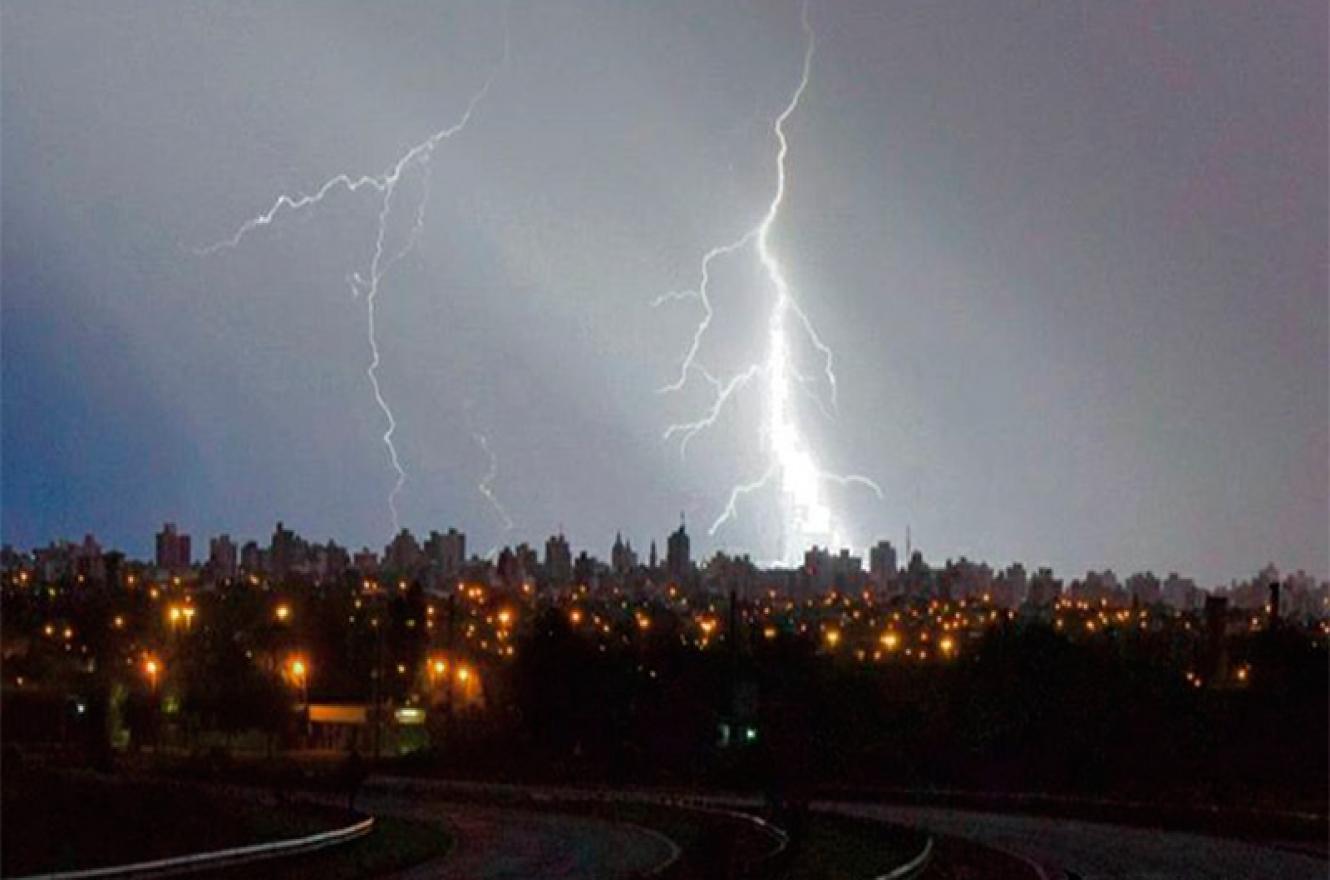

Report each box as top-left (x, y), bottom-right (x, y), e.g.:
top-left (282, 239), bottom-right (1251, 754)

top-left (288, 657), bottom-right (310, 739)
top-left (289, 658), bottom-right (308, 698)
top-left (275, 604), bottom-right (291, 623)
top-left (143, 657), bottom-right (161, 691)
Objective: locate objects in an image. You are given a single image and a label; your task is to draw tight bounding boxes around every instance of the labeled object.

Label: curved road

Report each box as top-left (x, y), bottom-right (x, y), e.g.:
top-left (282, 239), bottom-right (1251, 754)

top-left (365, 792), bottom-right (678, 879)
top-left (821, 801), bottom-right (1327, 880)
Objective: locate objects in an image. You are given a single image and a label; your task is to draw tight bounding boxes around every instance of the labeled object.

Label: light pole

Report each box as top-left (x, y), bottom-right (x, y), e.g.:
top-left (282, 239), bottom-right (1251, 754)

top-left (143, 657), bottom-right (162, 752)
top-left (428, 657), bottom-right (448, 702)
top-left (289, 658), bottom-right (310, 742)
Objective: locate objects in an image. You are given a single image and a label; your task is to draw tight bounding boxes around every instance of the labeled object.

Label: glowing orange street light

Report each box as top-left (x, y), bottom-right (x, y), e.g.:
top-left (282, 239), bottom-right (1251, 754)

top-left (143, 657), bottom-right (162, 691)
top-left (287, 657), bottom-right (310, 717)
top-left (275, 604), bottom-right (291, 623)
top-left (880, 631), bottom-right (900, 651)
top-left (456, 665), bottom-right (471, 684)
top-left (287, 657), bottom-right (310, 737)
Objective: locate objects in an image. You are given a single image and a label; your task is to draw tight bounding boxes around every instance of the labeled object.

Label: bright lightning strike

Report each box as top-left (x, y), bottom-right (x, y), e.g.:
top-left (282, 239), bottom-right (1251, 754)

top-left (473, 431), bottom-right (514, 534)
top-left (660, 1), bottom-right (882, 564)
top-left (199, 26), bottom-right (507, 535)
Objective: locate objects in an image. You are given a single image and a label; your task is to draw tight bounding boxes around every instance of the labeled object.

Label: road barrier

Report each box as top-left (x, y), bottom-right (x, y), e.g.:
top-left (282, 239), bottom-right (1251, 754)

top-left (9, 817), bottom-right (375, 880)
top-left (875, 835), bottom-right (933, 880)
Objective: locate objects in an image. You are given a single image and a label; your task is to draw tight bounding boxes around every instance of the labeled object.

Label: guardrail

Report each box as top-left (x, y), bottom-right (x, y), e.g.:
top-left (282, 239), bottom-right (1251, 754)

top-left (875, 835), bottom-right (933, 880)
top-left (9, 817), bottom-right (375, 880)
top-left (368, 777), bottom-right (963, 879)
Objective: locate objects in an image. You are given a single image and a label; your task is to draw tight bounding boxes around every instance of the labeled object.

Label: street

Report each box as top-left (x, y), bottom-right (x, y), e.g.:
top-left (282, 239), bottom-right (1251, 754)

top-left (366, 793), bottom-right (678, 879)
top-left (822, 802), bottom-right (1327, 880)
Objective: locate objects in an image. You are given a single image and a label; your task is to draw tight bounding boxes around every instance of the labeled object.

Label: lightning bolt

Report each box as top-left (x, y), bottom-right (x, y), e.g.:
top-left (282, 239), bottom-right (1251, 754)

top-left (473, 431), bottom-right (514, 534)
top-left (199, 21), bottom-right (508, 535)
top-left (659, 1), bottom-right (882, 564)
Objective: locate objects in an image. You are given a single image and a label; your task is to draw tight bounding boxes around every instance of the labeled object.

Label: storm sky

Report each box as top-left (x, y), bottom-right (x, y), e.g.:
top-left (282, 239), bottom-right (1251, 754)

top-left (3, 1), bottom-right (1326, 584)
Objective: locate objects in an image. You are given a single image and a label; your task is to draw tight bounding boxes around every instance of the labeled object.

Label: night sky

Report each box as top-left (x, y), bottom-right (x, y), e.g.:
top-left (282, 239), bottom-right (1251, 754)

top-left (3, 1), bottom-right (1325, 584)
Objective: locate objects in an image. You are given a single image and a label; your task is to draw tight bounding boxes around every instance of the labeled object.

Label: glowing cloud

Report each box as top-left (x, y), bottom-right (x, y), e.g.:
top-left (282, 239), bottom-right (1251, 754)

top-left (659, 1), bottom-right (881, 564)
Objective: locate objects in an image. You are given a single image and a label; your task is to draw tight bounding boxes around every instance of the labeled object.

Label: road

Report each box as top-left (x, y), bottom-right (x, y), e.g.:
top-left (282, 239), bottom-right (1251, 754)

top-left (364, 791), bottom-right (679, 880)
top-left (821, 801), bottom-right (1328, 880)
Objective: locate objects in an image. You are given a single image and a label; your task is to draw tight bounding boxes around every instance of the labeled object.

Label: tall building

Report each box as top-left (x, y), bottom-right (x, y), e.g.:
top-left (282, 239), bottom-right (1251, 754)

top-left (314, 541), bottom-right (349, 581)
top-left (544, 532), bottom-right (572, 586)
top-left (74, 535), bottom-right (105, 582)
top-left (611, 532), bottom-right (637, 575)
top-left (353, 547), bottom-right (380, 575)
top-left (804, 546), bottom-right (863, 592)
top-left (573, 550), bottom-right (600, 589)
top-left (1026, 567), bottom-right (1061, 607)
top-left (1126, 571), bottom-right (1162, 606)
top-left (269, 521), bottom-right (308, 578)
top-left (425, 528), bottom-right (466, 579)
top-left (155, 523), bottom-right (191, 574)
top-left (994, 563), bottom-right (1028, 607)
top-left (384, 528), bottom-right (424, 575)
top-left (495, 543), bottom-right (538, 589)
top-left (208, 534), bottom-right (238, 581)
top-left (239, 541), bottom-right (260, 575)
top-left (869, 540), bottom-right (898, 589)
top-left (1162, 572), bottom-right (1201, 611)
top-left (666, 516), bottom-right (691, 582)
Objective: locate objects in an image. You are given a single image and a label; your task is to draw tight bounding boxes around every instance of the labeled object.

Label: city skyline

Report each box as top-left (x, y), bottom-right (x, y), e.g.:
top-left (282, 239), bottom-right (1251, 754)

top-left (9, 515), bottom-right (1327, 601)
top-left (4, 1), bottom-right (1327, 586)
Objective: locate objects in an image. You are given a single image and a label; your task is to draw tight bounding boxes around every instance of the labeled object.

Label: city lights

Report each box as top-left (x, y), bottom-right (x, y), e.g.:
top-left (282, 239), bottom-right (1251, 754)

top-left (143, 656), bottom-right (162, 690)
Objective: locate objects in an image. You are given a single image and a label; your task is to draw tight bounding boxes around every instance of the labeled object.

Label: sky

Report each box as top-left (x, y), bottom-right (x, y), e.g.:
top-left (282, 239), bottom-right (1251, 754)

top-left (2, 0), bottom-right (1326, 585)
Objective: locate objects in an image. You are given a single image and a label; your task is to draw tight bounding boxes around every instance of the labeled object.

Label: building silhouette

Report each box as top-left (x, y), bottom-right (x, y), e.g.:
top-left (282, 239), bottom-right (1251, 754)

top-left (425, 528), bottom-right (466, 580)
top-left (155, 522), bottom-right (191, 574)
top-left (666, 515), bottom-right (691, 582)
top-left (544, 532), bottom-right (572, 586)
top-left (869, 540), bottom-right (898, 589)
top-left (208, 534), bottom-right (238, 581)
